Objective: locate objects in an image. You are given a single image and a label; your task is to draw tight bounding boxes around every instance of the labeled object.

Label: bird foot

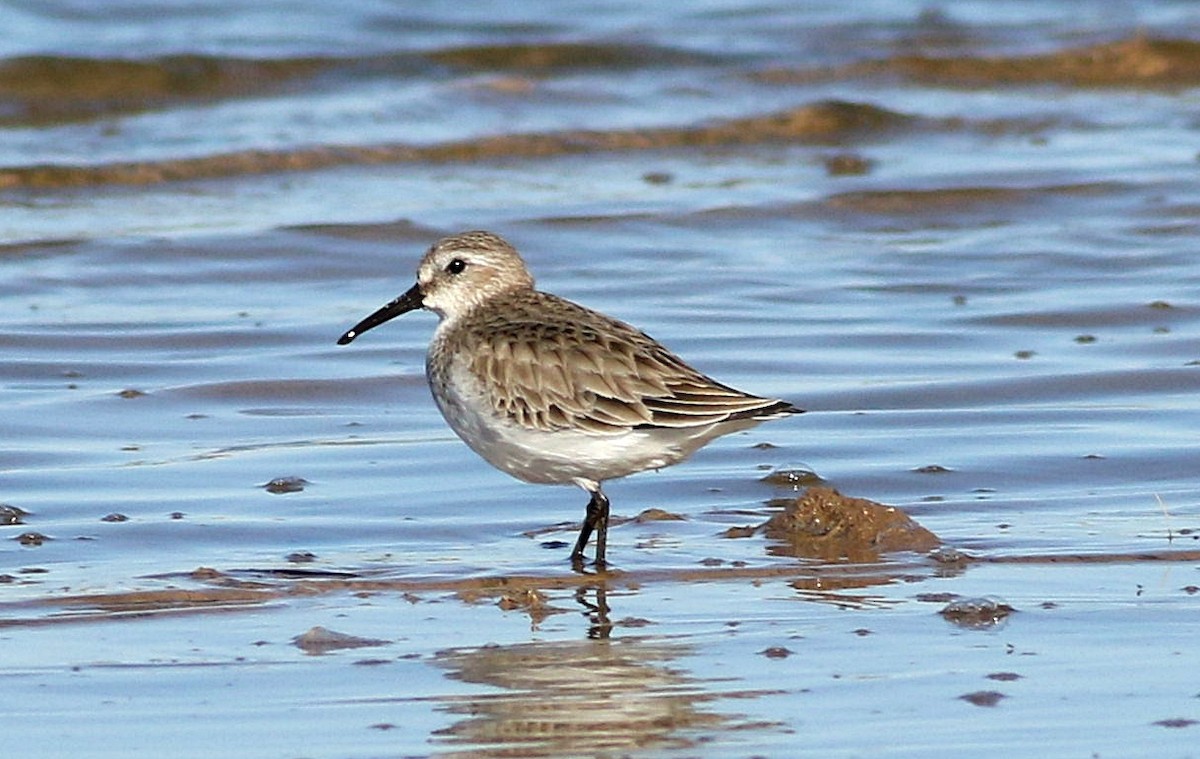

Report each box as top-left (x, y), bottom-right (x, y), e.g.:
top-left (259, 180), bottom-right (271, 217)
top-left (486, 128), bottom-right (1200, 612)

top-left (569, 552), bottom-right (609, 574)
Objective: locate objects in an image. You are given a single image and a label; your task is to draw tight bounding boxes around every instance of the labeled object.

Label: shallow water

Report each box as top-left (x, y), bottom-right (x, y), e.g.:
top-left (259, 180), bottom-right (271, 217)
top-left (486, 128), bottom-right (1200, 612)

top-left (3, 2), bottom-right (1200, 757)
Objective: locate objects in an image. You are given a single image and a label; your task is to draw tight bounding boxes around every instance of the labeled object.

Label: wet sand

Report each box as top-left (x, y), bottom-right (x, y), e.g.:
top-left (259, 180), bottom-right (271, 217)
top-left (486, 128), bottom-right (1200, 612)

top-left (7, 486), bottom-right (1196, 630)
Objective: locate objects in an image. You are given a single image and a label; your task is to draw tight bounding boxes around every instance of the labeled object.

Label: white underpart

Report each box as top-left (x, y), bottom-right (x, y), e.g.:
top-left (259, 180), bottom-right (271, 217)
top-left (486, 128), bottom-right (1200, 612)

top-left (429, 351), bottom-right (700, 488)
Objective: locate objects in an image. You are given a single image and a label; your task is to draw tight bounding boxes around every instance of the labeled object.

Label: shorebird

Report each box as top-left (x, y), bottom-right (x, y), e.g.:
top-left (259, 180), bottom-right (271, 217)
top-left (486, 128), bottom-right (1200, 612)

top-left (338, 231), bottom-right (800, 567)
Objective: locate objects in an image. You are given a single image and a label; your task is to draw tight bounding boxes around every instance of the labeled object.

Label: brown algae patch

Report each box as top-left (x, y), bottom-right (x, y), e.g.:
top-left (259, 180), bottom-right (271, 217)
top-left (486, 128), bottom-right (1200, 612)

top-left (292, 625), bottom-right (389, 655)
top-left (0, 54), bottom-right (331, 126)
top-left (760, 487), bottom-right (941, 562)
top-left (426, 42), bottom-right (717, 71)
top-left (5, 540), bottom-right (1200, 630)
top-left (822, 181), bottom-right (1127, 219)
top-left (261, 475), bottom-right (310, 494)
top-left (0, 100), bottom-right (914, 188)
top-left (0, 504), bottom-right (29, 525)
top-left (822, 152), bottom-right (875, 176)
top-left (959, 690), bottom-right (1007, 707)
top-left (939, 597), bottom-right (1015, 629)
top-left (1154, 719), bottom-right (1199, 729)
top-left (826, 186), bottom-right (1032, 215)
top-left (759, 466), bottom-right (826, 490)
top-left (758, 35), bottom-right (1200, 88)
top-left (633, 508), bottom-right (686, 522)
top-left (0, 42), bottom-right (714, 128)
top-left (0, 559), bottom-right (931, 629)
top-left (0, 42), bottom-right (713, 128)
top-left (889, 36), bottom-right (1200, 87)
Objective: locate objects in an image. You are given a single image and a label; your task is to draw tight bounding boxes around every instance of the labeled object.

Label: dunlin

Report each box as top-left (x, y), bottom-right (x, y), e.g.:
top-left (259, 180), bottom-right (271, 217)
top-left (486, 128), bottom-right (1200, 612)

top-left (338, 231), bottom-right (800, 567)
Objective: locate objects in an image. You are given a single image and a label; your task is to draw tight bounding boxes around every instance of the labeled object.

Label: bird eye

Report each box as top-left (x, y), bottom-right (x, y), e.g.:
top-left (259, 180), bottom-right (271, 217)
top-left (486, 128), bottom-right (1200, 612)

top-left (445, 258), bottom-right (466, 275)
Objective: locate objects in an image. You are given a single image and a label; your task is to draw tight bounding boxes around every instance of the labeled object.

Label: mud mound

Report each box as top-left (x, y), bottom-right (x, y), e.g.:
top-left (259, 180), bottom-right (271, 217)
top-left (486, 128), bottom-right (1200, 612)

top-left (761, 487), bottom-right (940, 562)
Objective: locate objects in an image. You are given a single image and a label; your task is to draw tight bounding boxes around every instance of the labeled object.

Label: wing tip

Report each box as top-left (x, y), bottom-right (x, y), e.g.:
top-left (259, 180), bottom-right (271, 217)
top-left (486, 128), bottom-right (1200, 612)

top-left (731, 398), bottom-right (804, 421)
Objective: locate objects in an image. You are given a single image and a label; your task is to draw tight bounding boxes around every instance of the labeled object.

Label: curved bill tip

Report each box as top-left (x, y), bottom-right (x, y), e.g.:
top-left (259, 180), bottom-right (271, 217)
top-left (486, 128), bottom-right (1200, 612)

top-left (336, 330), bottom-right (358, 345)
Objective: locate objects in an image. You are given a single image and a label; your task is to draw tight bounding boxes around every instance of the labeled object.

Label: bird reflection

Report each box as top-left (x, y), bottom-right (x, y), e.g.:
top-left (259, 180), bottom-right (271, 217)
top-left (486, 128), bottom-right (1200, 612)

top-left (574, 584), bottom-right (612, 639)
top-left (430, 638), bottom-right (722, 757)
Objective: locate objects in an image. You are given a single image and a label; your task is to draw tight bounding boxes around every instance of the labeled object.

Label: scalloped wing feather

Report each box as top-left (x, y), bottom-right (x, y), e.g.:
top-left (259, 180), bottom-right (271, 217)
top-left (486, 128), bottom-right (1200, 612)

top-left (465, 292), bottom-right (796, 434)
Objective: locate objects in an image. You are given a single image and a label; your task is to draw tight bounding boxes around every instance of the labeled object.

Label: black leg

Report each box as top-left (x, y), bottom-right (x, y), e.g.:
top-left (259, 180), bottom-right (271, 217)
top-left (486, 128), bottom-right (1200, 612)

top-left (570, 488), bottom-right (610, 567)
top-left (593, 490), bottom-right (610, 567)
top-left (569, 498), bottom-right (596, 560)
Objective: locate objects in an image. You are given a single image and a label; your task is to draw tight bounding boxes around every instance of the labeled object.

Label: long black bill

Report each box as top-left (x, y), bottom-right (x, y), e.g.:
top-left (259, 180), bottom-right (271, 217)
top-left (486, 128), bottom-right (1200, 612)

top-left (337, 282), bottom-right (424, 345)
